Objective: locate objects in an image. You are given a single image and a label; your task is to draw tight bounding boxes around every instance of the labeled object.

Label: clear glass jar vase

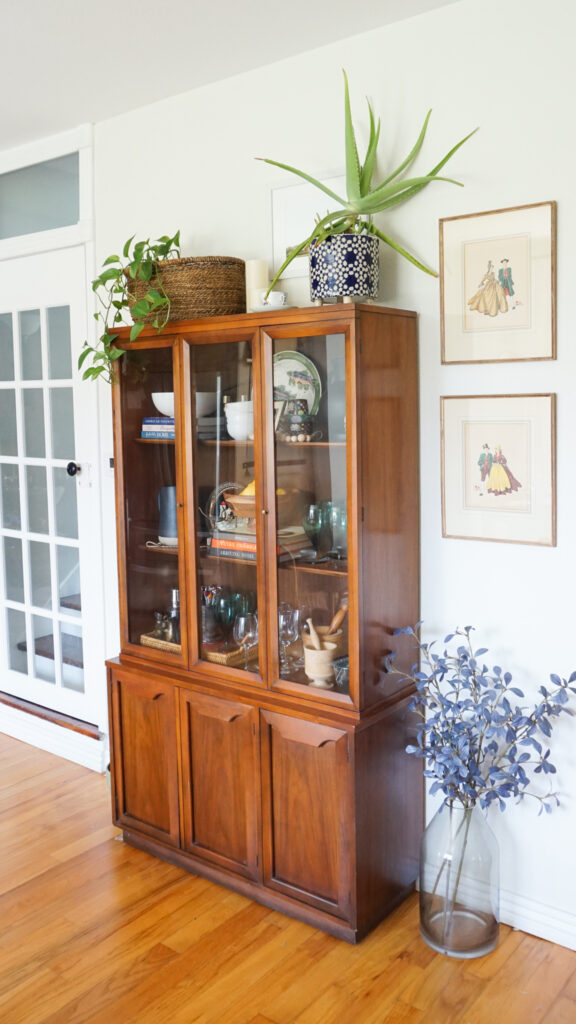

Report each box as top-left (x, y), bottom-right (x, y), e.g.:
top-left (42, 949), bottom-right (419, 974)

top-left (419, 801), bottom-right (500, 959)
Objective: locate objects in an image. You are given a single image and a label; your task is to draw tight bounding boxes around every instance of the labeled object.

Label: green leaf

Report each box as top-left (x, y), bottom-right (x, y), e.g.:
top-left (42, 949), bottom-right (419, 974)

top-left (359, 102), bottom-right (380, 197)
top-left (139, 262), bottom-right (154, 281)
top-left (122, 234), bottom-right (135, 259)
top-left (343, 70), bottom-right (361, 203)
top-left (368, 223), bottom-right (438, 276)
top-left (353, 174), bottom-right (462, 214)
top-left (130, 322), bottom-right (146, 341)
top-left (130, 299), bottom-right (153, 319)
top-left (93, 267), bottom-right (121, 286)
top-left (257, 157), bottom-right (346, 207)
top-left (102, 254), bottom-right (120, 266)
top-left (380, 110), bottom-right (432, 187)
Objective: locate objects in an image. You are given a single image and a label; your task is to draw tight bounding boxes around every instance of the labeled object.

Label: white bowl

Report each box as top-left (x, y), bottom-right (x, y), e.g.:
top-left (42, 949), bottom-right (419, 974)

top-left (196, 392), bottom-right (218, 416)
top-left (226, 400), bottom-right (253, 413)
top-left (151, 392), bottom-right (174, 418)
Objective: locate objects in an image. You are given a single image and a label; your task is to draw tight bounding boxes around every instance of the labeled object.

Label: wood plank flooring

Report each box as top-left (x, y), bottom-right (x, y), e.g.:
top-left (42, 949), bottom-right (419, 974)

top-left (1, 732), bottom-right (575, 1023)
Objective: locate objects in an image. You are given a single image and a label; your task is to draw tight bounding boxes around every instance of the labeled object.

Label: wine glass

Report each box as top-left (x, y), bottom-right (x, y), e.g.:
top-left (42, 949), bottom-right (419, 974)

top-left (302, 504), bottom-right (331, 555)
top-left (292, 603), bottom-right (312, 670)
top-left (215, 591), bottom-right (237, 650)
top-left (278, 602), bottom-right (297, 676)
top-left (329, 503), bottom-right (348, 559)
top-left (233, 613), bottom-right (258, 670)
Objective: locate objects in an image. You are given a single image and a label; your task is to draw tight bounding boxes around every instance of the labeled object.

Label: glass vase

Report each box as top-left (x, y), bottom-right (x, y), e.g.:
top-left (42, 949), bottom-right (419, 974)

top-left (419, 801), bottom-right (499, 959)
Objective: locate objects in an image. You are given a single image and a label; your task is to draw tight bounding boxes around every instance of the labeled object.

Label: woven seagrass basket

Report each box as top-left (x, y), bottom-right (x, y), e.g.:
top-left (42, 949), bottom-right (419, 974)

top-left (126, 256), bottom-right (246, 322)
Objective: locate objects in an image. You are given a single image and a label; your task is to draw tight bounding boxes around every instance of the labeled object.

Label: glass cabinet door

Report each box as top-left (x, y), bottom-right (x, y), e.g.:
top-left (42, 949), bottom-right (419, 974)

top-left (187, 335), bottom-right (263, 678)
top-left (270, 330), bottom-right (349, 697)
top-left (117, 344), bottom-right (184, 659)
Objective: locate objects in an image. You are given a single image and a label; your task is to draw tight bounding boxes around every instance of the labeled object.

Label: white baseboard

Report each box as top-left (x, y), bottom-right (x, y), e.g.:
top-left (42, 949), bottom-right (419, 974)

top-left (0, 704), bottom-right (108, 772)
top-left (500, 888), bottom-right (576, 951)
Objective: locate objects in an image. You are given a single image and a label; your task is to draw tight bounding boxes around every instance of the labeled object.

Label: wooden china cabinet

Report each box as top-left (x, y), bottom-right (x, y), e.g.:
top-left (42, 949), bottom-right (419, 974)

top-left (107, 302), bottom-right (422, 942)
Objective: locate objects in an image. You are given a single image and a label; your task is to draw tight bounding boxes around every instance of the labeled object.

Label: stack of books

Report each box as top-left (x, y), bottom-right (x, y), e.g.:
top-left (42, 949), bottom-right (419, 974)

top-left (197, 414), bottom-right (225, 440)
top-left (141, 416), bottom-right (175, 439)
top-left (207, 525), bottom-right (312, 563)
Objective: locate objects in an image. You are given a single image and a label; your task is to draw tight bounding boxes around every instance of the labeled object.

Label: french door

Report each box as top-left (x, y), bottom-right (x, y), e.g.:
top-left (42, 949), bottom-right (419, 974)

top-left (0, 245), bottom-right (105, 724)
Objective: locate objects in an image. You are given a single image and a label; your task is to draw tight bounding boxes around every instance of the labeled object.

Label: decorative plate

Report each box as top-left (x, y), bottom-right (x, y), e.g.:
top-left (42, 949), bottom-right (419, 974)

top-left (273, 351), bottom-right (322, 415)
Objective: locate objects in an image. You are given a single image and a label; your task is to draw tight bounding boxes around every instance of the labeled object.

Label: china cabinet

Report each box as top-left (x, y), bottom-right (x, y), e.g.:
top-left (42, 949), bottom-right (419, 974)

top-left (107, 302), bottom-right (422, 942)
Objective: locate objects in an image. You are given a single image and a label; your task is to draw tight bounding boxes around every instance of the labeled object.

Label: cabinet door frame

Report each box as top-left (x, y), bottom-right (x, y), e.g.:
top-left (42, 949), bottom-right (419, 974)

top-left (179, 688), bottom-right (261, 880)
top-left (260, 708), bottom-right (355, 922)
top-left (111, 336), bottom-right (189, 670)
top-left (108, 666), bottom-right (181, 846)
top-left (258, 321), bottom-right (360, 709)
top-left (180, 328), bottom-right (269, 684)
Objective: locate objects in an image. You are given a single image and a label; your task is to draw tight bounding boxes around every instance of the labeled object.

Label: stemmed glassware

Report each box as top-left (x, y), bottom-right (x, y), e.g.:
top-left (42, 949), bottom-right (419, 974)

top-left (278, 602), bottom-right (297, 676)
top-left (291, 603), bottom-right (312, 670)
top-left (302, 503), bottom-right (331, 554)
top-left (233, 612), bottom-right (258, 670)
top-left (215, 591), bottom-right (239, 650)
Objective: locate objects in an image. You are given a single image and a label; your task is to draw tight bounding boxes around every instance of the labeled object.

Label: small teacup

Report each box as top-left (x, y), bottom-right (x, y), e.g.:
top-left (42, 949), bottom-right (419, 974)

top-left (258, 289), bottom-right (287, 308)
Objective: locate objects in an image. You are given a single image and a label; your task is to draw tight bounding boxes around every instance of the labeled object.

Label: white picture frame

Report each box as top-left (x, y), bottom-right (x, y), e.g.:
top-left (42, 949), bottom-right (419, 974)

top-left (271, 176), bottom-right (345, 280)
top-left (441, 394), bottom-right (556, 546)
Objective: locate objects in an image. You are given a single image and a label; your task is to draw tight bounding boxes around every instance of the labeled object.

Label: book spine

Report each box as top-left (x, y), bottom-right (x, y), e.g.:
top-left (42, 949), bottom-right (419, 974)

top-left (142, 417), bottom-right (175, 425)
top-left (207, 547), bottom-right (257, 561)
top-left (210, 538), bottom-right (257, 553)
top-left (141, 431), bottom-right (176, 439)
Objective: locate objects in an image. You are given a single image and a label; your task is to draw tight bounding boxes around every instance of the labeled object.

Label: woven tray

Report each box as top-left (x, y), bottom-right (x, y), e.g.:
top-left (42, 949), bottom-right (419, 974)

top-left (127, 256), bottom-right (246, 321)
top-left (203, 644), bottom-right (259, 667)
top-left (140, 632), bottom-right (182, 655)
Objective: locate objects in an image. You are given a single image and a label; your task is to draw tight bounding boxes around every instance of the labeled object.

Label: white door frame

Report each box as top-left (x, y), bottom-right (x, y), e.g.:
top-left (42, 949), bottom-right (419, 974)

top-left (0, 126), bottom-right (113, 770)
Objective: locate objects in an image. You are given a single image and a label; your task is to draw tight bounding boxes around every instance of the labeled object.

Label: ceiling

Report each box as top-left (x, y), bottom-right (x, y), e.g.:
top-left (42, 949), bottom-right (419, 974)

top-left (0, 0), bottom-right (459, 154)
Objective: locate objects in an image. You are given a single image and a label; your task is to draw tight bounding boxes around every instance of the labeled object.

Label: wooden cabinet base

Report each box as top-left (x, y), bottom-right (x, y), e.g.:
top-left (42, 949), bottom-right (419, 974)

top-left (120, 826), bottom-right (416, 944)
top-left (108, 662), bottom-right (422, 943)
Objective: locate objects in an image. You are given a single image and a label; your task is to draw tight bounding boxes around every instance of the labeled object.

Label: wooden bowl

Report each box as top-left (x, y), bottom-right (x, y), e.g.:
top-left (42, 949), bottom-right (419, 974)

top-left (222, 491), bottom-right (257, 520)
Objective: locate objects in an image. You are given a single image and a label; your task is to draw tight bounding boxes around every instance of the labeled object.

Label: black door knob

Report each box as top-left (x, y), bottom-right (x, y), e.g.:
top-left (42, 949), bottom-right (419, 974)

top-left (66, 462), bottom-right (81, 477)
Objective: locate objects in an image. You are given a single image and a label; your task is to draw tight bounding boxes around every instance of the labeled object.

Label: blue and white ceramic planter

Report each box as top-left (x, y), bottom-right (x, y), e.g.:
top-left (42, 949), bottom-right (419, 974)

top-left (309, 233), bottom-right (379, 302)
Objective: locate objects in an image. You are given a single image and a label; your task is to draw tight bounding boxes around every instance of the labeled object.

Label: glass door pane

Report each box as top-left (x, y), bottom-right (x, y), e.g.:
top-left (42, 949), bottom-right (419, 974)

top-left (0, 299), bottom-right (87, 700)
top-left (188, 334), bottom-right (262, 677)
top-left (117, 345), bottom-right (183, 659)
top-left (271, 331), bottom-right (349, 696)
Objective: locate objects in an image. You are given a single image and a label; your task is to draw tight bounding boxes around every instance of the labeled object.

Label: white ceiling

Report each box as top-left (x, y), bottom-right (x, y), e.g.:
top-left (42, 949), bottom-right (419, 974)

top-left (0, 0), bottom-right (459, 154)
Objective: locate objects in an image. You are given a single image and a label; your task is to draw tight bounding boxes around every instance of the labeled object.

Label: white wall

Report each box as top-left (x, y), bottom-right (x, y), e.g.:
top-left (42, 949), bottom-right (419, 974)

top-left (94, 0), bottom-right (576, 949)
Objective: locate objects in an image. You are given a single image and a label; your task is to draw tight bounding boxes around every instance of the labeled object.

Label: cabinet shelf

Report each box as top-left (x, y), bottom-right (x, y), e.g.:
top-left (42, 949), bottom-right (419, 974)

top-left (135, 437), bottom-right (175, 445)
top-left (139, 543), bottom-right (179, 556)
top-left (199, 439), bottom-right (346, 448)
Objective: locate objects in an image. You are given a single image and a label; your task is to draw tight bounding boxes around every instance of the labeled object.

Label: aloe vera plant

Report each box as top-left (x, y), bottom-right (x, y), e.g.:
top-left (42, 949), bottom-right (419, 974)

top-left (259, 72), bottom-right (477, 288)
top-left (79, 231), bottom-right (181, 383)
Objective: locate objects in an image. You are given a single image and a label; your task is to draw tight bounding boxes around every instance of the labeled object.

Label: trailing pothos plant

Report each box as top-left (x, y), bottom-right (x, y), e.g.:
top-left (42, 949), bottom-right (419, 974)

top-left (258, 71), bottom-right (477, 291)
top-left (78, 231), bottom-right (181, 384)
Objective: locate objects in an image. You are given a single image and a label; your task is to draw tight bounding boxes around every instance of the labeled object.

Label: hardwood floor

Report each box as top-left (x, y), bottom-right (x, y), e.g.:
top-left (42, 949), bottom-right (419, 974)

top-left (1, 733), bottom-right (575, 1024)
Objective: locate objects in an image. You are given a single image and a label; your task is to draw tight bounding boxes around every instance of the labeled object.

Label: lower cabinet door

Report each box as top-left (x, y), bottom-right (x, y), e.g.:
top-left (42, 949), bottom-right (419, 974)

top-left (260, 709), bottom-right (354, 921)
top-left (179, 690), bottom-right (260, 880)
top-left (109, 668), bottom-right (180, 846)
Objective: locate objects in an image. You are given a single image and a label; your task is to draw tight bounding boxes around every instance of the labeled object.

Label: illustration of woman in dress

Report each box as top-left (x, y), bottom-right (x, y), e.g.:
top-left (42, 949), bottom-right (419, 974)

top-left (468, 260), bottom-right (508, 317)
top-left (487, 444), bottom-right (522, 496)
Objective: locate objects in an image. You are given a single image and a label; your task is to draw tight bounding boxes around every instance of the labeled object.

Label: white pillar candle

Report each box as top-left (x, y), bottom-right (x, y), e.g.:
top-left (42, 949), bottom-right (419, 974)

top-left (245, 259), bottom-right (269, 310)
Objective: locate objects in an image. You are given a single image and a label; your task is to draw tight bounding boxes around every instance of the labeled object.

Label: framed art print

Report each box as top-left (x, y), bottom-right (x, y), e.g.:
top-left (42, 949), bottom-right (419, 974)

top-left (440, 202), bottom-right (556, 364)
top-left (441, 394), bottom-right (556, 546)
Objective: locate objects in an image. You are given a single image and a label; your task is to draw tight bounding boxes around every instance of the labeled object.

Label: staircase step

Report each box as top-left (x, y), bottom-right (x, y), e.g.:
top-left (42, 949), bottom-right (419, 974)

top-left (17, 633), bottom-right (84, 669)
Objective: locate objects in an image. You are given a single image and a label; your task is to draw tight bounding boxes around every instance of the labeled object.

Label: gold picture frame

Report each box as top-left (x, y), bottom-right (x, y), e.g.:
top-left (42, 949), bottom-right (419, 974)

top-left (440, 201), bottom-right (556, 364)
top-left (441, 394), bottom-right (556, 546)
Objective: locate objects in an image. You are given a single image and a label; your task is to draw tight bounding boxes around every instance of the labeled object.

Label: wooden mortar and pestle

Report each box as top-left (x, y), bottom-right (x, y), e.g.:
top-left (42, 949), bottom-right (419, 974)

top-left (303, 605), bottom-right (348, 688)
